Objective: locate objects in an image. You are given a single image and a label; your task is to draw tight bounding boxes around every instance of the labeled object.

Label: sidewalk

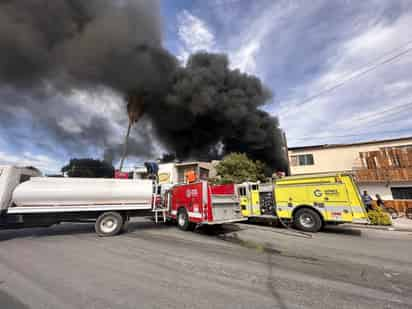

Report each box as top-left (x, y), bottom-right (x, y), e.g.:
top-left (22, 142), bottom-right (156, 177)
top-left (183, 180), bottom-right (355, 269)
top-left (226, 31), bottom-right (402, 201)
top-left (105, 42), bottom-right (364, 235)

top-left (344, 217), bottom-right (412, 232)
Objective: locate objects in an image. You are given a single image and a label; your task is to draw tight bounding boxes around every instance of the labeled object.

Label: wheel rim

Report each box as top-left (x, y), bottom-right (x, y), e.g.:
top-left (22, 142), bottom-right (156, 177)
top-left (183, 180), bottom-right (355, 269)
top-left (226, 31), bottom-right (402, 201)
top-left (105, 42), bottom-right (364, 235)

top-left (100, 217), bottom-right (118, 234)
top-left (178, 213), bottom-right (186, 227)
top-left (299, 213), bottom-right (315, 228)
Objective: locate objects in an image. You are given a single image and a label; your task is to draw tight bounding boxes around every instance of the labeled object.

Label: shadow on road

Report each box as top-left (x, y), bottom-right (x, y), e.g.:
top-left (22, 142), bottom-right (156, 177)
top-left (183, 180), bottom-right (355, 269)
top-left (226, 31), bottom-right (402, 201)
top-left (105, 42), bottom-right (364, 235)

top-left (322, 226), bottom-right (362, 236)
top-left (195, 223), bottom-right (242, 236)
top-left (126, 220), bottom-right (175, 232)
top-left (0, 223), bottom-right (95, 241)
top-left (0, 219), bottom-right (174, 241)
top-left (241, 220), bottom-right (363, 237)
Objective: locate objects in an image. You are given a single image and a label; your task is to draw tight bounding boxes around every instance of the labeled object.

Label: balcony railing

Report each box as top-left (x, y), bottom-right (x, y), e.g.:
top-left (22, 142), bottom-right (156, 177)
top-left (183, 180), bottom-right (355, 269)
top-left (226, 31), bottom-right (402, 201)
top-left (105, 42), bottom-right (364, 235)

top-left (354, 167), bottom-right (412, 183)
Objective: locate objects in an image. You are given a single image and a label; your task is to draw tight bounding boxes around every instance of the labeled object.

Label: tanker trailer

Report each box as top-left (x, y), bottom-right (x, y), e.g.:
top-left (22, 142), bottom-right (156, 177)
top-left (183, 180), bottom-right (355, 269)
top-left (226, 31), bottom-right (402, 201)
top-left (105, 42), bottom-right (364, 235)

top-left (0, 165), bottom-right (162, 236)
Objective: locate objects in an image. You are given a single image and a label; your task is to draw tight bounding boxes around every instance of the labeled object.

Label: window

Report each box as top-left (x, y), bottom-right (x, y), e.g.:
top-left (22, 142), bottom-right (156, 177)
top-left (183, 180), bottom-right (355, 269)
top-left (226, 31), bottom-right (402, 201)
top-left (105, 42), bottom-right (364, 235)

top-left (19, 174), bottom-right (31, 183)
top-left (0, 168), bottom-right (3, 177)
top-left (238, 187), bottom-right (246, 196)
top-left (290, 154), bottom-right (314, 166)
top-left (199, 168), bottom-right (209, 180)
top-left (391, 187), bottom-right (412, 200)
top-left (251, 184), bottom-right (259, 190)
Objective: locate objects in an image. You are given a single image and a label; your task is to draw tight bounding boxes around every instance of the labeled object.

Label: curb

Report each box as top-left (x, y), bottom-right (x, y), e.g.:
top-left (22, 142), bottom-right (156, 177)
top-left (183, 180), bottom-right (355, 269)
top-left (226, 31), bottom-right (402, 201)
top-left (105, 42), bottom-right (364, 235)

top-left (343, 223), bottom-right (412, 232)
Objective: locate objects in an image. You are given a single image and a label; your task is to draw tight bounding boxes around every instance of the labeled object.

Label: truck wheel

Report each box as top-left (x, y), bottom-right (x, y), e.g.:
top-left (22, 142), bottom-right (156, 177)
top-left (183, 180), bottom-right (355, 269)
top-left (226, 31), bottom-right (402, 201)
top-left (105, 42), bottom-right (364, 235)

top-left (293, 208), bottom-right (322, 232)
top-left (177, 209), bottom-right (192, 231)
top-left (95, 212), bottom-right (124, 237)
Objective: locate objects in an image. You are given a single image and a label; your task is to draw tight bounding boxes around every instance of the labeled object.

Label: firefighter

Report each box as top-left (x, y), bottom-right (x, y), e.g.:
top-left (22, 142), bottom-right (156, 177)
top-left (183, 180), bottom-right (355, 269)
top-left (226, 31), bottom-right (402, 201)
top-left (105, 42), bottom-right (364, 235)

top-left (185, 170), bottom-right (197, 183)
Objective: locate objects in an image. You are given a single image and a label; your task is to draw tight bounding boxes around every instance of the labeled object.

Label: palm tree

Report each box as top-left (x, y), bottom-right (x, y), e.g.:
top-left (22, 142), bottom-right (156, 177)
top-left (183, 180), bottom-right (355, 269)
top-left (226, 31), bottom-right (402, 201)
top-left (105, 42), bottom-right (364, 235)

top-left (119, 93), bottom-right (145, 171)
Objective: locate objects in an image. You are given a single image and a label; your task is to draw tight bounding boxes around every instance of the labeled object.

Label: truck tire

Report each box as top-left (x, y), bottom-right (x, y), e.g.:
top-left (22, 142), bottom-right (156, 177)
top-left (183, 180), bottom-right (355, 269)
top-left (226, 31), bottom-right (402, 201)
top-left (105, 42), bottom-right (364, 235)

top-left (95, 212), bottom-right (124, 237)
top-left (293, 208), bottom-right (322, 232)
top-left (177, 209), bottom-right (192, 231)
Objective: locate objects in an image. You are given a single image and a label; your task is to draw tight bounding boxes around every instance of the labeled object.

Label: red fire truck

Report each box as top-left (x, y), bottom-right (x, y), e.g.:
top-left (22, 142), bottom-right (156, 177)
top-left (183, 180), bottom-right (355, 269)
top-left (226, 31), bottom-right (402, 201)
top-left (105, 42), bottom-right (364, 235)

top-left (163, 181), bottom-right (245, 230)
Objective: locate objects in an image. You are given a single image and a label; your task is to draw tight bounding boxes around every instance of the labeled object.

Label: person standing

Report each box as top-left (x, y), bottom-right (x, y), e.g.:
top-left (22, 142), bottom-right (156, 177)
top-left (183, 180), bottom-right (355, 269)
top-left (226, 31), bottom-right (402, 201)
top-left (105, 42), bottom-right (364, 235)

top-left (362, 190), bottom-right (373, 211)
top-left (375, 194), bottom-right (385, 209)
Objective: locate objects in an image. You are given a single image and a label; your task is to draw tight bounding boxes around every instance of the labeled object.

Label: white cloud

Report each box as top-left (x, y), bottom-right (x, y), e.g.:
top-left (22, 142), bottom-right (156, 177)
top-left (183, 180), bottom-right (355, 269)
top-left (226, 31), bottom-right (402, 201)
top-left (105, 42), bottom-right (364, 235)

top-left (228, 1), bottom-right (298, 74)
top-left (271, 6), bottom-right (412, 146)
top-left (58, 117), bottom-right (83, 134)
top-left (177, 10), bottom-right (216, 63)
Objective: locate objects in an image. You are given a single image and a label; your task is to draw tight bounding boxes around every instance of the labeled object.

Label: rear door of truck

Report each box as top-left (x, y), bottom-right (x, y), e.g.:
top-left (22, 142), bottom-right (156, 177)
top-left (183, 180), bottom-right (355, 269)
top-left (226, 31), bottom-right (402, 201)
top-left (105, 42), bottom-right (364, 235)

top-left (342, 175), bottom-right (369, 223)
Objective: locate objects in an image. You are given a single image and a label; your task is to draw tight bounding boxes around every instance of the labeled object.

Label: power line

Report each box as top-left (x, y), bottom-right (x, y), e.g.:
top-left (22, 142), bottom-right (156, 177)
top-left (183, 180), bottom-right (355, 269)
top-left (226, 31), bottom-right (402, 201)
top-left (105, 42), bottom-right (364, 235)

top-left (344, 101), bottom-right (412, 129)
top-left (283, 41), bottom-right (412, 113)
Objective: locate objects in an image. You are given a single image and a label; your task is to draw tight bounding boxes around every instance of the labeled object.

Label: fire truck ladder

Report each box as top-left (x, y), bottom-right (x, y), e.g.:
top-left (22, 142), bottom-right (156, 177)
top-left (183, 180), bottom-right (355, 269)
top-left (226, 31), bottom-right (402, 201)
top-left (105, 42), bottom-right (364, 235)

top-left (152, 189), bottom-right (168, 224)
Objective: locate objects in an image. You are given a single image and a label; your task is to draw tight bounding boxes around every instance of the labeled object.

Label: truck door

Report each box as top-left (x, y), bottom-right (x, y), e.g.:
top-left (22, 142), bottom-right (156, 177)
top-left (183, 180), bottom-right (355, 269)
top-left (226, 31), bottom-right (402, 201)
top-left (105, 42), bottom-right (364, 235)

top-left (238, 185), bottom-right (250, 217)
top-left (249, 184), bottom-right (261, 216)
top-left (342, 175), bottom-right (369, 223)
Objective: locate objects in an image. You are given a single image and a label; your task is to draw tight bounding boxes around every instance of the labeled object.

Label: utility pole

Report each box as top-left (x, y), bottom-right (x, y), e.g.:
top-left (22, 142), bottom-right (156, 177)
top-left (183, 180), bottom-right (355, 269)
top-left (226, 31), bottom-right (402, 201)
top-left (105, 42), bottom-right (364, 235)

top-left (119, 93), bottom-right (145, 171)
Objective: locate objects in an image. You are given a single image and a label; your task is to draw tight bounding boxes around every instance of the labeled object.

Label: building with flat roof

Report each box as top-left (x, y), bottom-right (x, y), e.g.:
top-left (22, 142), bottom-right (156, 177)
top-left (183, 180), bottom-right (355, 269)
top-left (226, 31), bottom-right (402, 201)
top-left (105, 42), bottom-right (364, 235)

top-left (288, 136), bottom-right (412, 203)
top-left (133, 161), bottom-right (217, 184)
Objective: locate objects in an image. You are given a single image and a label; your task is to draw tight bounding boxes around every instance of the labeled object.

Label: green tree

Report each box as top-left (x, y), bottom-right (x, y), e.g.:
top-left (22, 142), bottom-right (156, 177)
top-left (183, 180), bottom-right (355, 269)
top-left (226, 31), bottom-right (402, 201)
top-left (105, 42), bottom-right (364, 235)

top-left (214, 153), bottom-right (268, 184)
top-left (62, 158), bottom-right (114, 178)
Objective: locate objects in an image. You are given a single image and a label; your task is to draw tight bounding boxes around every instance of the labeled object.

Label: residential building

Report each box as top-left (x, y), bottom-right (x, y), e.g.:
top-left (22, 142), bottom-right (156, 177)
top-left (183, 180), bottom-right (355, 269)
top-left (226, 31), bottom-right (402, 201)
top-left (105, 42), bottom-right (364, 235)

top-left (288, 136), bottom-right (412, 202)
top-left (134, 161), bottom-right (217, 184)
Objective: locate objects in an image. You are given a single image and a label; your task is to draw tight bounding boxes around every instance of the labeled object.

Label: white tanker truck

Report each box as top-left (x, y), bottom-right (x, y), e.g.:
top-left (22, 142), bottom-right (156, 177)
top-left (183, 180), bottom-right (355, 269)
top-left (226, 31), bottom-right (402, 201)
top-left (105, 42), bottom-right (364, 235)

top-left (0, 165), bottom-right (244, 236)
top-left (0, 165), bottom-right (164, 236)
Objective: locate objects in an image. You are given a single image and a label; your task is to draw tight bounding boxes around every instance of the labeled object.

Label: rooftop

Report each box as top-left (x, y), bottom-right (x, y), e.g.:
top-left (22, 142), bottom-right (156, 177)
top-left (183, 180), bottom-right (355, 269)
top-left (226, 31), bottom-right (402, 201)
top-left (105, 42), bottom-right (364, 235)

top-left (289, 136), bottom-right (412, 151)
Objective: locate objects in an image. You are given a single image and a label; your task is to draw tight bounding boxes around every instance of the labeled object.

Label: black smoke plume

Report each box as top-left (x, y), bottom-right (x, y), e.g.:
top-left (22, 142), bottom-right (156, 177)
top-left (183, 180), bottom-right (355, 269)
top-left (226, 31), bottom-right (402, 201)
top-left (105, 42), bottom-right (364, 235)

top-left (0, 0), bottom-right (288, 172)
top-left (0, 0), bottom-right (175, 161)
top-left (146, 53), bottom-right (288, 171)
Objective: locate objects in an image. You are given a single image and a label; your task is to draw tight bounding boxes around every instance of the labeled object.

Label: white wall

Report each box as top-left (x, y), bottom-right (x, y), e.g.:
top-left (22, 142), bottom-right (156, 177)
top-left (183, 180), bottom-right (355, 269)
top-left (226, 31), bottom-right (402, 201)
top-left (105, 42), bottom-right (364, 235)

top-left (359, 182), bottom-right (412, 200)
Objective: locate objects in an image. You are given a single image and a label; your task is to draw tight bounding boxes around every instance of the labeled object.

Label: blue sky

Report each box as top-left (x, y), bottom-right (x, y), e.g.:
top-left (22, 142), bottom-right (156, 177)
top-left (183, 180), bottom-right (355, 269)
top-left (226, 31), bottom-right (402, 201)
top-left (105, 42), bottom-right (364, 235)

top-left (1, 0), bottom-right (412, 173)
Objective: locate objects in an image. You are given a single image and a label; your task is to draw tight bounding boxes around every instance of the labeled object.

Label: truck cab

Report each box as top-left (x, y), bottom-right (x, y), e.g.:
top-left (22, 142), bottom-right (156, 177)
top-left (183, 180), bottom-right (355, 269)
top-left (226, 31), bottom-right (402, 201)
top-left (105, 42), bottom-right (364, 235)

top-left (0, 166), bottom-right (41, 214)
top-left (236, 182), bottom-right (261, 217)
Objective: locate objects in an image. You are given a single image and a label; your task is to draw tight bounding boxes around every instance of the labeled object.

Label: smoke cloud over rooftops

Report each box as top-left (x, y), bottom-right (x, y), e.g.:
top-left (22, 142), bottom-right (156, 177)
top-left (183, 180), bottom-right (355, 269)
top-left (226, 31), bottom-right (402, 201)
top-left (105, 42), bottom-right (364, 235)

top-left (0, 0), bottom-right (288, 172)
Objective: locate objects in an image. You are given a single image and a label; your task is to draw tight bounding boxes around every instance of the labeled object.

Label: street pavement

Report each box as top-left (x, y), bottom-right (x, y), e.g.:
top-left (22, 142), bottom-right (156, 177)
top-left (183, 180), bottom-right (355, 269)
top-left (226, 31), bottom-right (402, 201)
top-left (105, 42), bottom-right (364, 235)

top-left (0, 218), bottom-right (412, 309)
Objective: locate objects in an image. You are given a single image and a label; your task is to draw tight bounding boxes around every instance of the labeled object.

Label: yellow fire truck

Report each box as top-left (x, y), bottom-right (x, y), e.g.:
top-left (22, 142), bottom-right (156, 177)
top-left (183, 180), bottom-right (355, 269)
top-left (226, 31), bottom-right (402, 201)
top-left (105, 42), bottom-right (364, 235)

top-left (236, 173), bottom-right (369, 232)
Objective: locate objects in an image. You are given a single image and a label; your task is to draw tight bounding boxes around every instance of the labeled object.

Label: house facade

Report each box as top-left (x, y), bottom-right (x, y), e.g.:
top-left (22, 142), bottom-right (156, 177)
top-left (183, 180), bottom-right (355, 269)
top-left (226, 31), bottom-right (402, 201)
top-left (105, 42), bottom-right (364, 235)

top-left (288, 137), bottom-right (412, 202)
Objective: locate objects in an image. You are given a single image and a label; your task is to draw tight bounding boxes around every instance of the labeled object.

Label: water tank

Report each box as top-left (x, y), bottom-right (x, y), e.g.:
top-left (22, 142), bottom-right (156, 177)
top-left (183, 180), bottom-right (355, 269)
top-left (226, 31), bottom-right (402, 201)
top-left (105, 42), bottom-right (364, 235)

top-left (12, 177), bottom-right (154, 207)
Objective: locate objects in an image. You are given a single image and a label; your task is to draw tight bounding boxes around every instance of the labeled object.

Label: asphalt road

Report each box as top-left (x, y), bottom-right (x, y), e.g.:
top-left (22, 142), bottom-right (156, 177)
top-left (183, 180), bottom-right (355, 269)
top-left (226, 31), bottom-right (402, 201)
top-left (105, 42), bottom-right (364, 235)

top-left (0, 219), bottom-right (412, 309)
